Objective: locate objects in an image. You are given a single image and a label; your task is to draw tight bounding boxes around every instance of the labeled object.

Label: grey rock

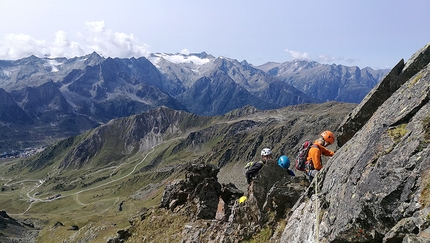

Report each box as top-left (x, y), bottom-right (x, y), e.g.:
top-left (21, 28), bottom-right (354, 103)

top-left (337, 43), bottom-right (430, 147)
top-left (282, 42), bottom-right (430, 242)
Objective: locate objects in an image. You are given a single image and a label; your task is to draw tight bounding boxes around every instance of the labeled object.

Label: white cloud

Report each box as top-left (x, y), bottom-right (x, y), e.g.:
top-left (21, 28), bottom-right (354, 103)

top-left (180, 49), bottom-right (191, 55)
top-left (317, 54), bottom-right (359, 65)
top-left (85, 21), bottom-right (106, 33)
top-left (49, 31), bottom-right (86, 58)
top-left (285, 49), bottom-right (359, 66)
top-left (155, 53), bottom-right (210, 65)
top-left (317, 54), bottom-right (338, 63)
top-left (0, 21), bottom-right (151, 60)
top-left (0, 33), bottom-right (47, 59)
top-left (345, 58), bottom-right (359, 65)
top-left (284, 49), bottom-right (311, 61)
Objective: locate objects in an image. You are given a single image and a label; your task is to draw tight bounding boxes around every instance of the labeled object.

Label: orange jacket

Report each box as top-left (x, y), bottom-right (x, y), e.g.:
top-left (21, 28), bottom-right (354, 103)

top-left (306, 142), bottom-right (335, 170)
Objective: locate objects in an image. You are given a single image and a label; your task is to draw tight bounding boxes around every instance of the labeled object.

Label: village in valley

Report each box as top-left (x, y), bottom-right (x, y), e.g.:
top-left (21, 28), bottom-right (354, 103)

top-left (0, 147), bottom-right (46, 160)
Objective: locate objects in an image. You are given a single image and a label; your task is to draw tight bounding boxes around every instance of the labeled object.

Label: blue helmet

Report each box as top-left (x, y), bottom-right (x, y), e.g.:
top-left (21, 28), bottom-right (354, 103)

top-left (278, 155), bottom-right (290, 169)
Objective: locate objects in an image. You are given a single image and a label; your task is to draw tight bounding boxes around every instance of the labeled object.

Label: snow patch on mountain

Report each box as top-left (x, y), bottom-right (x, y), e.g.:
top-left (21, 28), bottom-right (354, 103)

top-left (46, 59), bottom-right (62, 72)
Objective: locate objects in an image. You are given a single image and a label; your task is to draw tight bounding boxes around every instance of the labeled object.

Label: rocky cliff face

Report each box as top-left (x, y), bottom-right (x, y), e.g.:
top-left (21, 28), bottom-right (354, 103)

top-left (337, 43), bottom-right (430, 147)
top-left (281, 43), bottom-right (430, 242)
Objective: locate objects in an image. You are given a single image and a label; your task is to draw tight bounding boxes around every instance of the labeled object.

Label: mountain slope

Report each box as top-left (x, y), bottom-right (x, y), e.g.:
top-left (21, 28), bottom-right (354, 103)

top-left (152, 53), bottom-right (318, 114)
top-left (0, 52), bottom-right (387, 153)
top-left (176, 72), bottom-right (280, 115)
top-left (257, 60), bottom-right (389, 103)
top-left (0, 54), bottom-right (188, 151)
top-left (0, 88), bottom-right (32, 124)
top-left (0, 102), bottom-right (355, 242)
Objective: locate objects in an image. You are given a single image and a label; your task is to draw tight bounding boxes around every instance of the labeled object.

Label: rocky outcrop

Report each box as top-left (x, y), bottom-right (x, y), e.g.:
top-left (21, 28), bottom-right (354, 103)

top-left (175, 163), bottom-right (306, 242)
top-left (160, 163), bottom-right (224, 219)
top-left (337, 43), bottom-right (430, 147)
top-left (282, 42), bottom-right (430, 242)
top-left (0, 210), bottom-right (40, 243)
top-left (126, 161), bottom-right (306, 242)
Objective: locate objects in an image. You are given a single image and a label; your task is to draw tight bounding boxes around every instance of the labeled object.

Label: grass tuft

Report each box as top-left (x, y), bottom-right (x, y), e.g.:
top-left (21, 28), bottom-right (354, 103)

top-left (387, 124), bottom-right (408, 143)
top-left (423, 115), bottom-right (430, 142)
top-left (421, 170), bottom-right (430, 208)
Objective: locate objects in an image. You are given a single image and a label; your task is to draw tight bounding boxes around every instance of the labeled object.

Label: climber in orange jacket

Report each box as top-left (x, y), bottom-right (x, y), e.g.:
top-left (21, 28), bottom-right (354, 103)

top-left (306, 131), bottom-right (335, 181)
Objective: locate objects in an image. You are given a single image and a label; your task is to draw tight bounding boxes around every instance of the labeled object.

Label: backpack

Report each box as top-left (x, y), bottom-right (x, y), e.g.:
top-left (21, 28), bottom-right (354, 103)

top-left (244, 161), bottom-right (264, 176)
top-left (244, 161), bottom-right (262, 170)
top-left (244, 161), bottom-right (254, 170)
top-left (295, 140), bottom-right (314, 171)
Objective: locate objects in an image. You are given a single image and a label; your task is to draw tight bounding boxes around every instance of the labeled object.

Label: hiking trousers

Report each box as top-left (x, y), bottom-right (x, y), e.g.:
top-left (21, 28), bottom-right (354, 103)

top-left (308, 169), bottom-right (318, 182)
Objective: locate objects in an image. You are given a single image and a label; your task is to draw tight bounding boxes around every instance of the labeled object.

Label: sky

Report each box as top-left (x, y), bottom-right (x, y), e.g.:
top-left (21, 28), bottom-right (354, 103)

top-left (0, 0), bottom-right (429, 69)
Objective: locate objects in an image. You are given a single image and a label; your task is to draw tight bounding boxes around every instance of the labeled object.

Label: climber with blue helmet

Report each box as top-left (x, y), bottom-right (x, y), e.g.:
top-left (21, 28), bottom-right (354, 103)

top-left (278, 155), bottom-right (290, 168)
top-left (278, 155), bottom-right (295, 176)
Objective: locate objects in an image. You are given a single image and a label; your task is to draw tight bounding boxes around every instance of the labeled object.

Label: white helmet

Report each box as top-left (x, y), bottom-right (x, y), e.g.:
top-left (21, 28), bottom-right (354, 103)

top-left (261, 148), bottom-right (272, 156)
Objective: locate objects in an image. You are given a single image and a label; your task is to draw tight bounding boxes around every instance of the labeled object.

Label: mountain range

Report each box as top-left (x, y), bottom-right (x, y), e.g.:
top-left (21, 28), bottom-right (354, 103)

top-left (0, 42), bottom-right (429, 242)
top-left (0, 52), bottom-right (388, 152)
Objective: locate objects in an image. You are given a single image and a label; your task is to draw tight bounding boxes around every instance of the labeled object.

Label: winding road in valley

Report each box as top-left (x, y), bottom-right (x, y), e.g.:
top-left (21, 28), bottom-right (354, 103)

top-left (8, 145), bottom-right (156, 215)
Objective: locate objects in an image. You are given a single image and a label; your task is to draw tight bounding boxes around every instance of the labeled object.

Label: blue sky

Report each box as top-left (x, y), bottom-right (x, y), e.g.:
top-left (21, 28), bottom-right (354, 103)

top-left (0, 0), bottom-right (429, 69)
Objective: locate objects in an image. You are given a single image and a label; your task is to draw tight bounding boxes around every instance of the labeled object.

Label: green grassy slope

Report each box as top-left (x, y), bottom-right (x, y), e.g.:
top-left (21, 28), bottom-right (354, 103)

top-left (0, 102), bottom-right (355, 242)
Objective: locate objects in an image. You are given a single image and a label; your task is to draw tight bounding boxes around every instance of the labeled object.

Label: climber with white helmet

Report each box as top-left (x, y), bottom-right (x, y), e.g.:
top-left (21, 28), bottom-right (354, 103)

top-left (244, 148), bottom-right (272, 184)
